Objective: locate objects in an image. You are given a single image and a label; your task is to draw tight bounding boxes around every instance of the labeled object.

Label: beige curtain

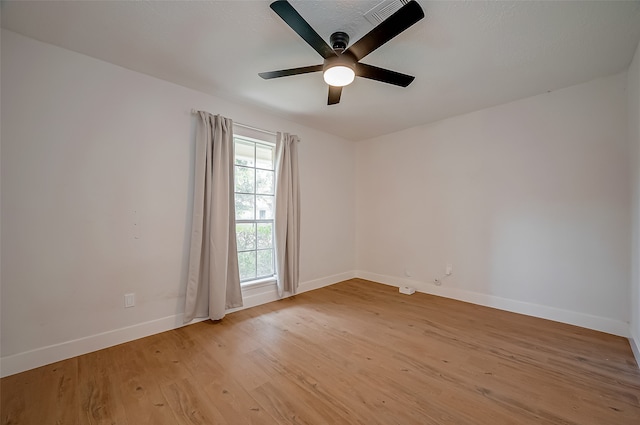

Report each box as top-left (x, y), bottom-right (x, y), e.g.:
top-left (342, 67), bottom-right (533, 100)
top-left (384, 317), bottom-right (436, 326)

top-left (274, 132), bottom-right (301, 297)
top-left (184, 112), bottom-right (243, 322)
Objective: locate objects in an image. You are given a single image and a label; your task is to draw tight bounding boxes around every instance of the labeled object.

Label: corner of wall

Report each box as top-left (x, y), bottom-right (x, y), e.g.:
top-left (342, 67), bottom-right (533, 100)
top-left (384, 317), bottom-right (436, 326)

top-left (628, 37), bottom-right (640, 370)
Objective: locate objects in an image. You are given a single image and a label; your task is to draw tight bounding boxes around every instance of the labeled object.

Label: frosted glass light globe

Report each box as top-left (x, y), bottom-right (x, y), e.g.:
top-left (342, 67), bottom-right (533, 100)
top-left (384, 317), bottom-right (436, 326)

top-left (323, 65), bottom-right (356, 87)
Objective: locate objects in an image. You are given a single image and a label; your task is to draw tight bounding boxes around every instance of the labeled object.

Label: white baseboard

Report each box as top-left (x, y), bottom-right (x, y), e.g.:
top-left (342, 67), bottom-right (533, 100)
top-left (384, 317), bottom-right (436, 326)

top-left (0, 271), bottom-right (356, 378)
top-left (355, 271), bottom-right (630, 338)
top-left (299, 271), bottom-right (357, 293)
top-left (0, 314), bottom-right (209, 378)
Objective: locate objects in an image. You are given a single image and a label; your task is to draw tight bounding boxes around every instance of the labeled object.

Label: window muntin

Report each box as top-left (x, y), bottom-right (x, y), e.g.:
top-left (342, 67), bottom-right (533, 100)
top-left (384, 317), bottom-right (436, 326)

top-left (234, 136), bottom-right (275, 283)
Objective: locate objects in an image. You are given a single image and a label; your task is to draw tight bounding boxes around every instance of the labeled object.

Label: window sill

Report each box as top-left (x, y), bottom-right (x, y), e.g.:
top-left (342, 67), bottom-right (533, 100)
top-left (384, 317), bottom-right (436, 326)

top-left (241, 276), bottom-right (277, 290)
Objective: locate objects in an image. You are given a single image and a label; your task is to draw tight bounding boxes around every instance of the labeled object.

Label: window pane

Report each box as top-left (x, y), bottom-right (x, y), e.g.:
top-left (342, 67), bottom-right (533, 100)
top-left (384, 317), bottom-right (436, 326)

top-left (257, 222), bottom-right (273, 249)
top-left (235, 140), bottom-right (255, 166)
top-left (256, 169), bottom-right (274, 195)
top-left (256, 195), bottom-right (274, 220)
top-left (235, 194), bottom-right (255, 220)
top-left (257, 249), bottom-right (274, 277)
top-left (238, 251), bottom-right (256, 281)
top-left (235, 165), bottom-right (255, 194)
top-left (256, 144), bottom-right (274, 170)
top-left (236, 223), bottom-right (256, 251)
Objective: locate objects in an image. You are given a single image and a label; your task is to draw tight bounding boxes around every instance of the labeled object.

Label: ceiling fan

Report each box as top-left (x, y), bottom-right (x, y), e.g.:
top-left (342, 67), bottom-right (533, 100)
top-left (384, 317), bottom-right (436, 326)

top-left (259, 0), bottom-right (425, 105)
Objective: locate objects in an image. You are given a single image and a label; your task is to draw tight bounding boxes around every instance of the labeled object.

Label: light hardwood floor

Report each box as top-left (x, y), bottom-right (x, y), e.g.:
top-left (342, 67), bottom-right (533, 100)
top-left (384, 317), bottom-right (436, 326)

top-left (2, 278), bottom-right (640, 424)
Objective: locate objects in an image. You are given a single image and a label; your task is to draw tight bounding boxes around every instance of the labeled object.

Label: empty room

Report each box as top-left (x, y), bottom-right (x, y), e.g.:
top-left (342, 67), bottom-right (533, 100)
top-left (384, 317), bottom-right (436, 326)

top-left (2, 0), bottom-right (640, 424)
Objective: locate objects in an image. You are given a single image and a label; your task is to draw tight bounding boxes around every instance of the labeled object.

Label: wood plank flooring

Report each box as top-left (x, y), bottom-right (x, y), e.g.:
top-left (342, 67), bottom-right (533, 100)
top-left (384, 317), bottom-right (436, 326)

top-left (2, 278), bottom-right (640, 424)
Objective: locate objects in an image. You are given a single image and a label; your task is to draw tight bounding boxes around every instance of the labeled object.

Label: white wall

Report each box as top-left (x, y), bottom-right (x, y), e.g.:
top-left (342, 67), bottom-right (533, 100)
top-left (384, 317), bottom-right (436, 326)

top-left (356, 72), bottom-right (630, 336)
top-left (629, 39), bottom-right (640, 363)
top-left (0, 30), bottom-right (356, 375)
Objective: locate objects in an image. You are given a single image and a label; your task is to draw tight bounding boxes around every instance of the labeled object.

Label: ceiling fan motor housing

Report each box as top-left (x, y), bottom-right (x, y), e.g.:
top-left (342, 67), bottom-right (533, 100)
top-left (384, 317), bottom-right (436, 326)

top-left (323, 53), bottom-right (356, 72)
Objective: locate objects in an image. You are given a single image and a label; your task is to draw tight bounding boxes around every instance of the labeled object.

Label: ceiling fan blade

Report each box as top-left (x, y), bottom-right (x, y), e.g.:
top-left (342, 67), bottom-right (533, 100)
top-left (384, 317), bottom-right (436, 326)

top-left (356, 63), bottom-right (415, 87)
top-left (259, 65), bottom-right (323, 79)
top-left (345, 0), bottom-right (424, 61)
top-left (270, 0), bottom-right (337, 59)
top-left (328, 86), bottom-right (342, 105)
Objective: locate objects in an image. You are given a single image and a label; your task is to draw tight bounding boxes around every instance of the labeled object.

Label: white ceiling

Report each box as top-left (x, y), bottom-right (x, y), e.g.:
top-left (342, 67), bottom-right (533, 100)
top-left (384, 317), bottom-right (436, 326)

top-left (2, 0), bottom-right (640, 141)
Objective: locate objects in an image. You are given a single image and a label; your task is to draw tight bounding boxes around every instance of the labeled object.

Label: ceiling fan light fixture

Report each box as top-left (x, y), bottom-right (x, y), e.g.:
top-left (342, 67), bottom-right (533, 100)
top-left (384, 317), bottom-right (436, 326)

top-left (323, 53), bottom-right (356, 87)
top-left (323, 64), bottom-right (355, 87)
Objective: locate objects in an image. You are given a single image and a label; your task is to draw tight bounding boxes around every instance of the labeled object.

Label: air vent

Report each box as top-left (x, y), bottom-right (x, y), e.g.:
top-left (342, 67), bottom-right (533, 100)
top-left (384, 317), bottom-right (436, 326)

top-left (364, 0), bottom-right (411, 25)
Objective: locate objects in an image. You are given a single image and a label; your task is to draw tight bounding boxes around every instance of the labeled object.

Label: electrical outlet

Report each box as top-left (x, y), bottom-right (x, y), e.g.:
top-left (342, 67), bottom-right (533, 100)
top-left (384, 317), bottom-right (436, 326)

top-left (446, 264), bottom-right (453, 276)
top-left (124, 293), bottom-right (135, 308)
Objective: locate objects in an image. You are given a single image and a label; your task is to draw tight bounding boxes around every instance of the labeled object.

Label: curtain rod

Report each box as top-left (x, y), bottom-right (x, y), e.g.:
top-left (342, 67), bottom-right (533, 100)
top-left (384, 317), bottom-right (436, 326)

top-left (191, 109), bottom-right (277, 137)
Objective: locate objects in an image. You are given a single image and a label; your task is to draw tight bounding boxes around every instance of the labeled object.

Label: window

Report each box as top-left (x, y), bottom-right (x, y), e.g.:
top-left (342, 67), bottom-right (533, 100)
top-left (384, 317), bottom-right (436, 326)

top-left (234, 135), bottom-right (276, 284)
